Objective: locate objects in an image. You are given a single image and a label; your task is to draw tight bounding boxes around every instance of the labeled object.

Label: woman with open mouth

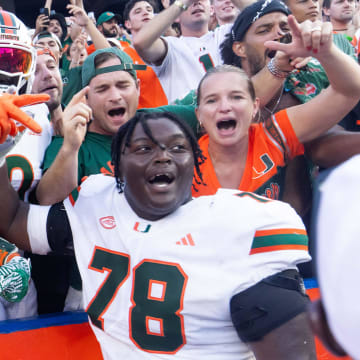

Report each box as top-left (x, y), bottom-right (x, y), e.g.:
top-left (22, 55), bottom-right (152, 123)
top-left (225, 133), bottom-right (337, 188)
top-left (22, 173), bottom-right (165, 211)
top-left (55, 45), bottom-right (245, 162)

top-left (192, 14), bottom-right (360, 203)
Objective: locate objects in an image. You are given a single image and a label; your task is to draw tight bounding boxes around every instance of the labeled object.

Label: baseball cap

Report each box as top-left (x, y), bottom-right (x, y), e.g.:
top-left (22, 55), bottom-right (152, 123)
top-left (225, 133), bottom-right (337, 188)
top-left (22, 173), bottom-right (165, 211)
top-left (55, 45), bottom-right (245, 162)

top-left (49, 12), bottom-right (67, 42)
top-left (82, 47), bottom-right (146, 87)
top-left (96, 11), bottom-right (122, 26)
top-left (231, 0), bottom-right (290, 42)
top-left (33, 31), bottom-right (62, 51)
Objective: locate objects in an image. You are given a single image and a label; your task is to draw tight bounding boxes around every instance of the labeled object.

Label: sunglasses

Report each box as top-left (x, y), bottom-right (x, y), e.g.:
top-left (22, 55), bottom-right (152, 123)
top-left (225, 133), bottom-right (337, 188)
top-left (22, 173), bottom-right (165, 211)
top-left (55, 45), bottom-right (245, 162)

top-left (0, 44), bottom-right (33, 75)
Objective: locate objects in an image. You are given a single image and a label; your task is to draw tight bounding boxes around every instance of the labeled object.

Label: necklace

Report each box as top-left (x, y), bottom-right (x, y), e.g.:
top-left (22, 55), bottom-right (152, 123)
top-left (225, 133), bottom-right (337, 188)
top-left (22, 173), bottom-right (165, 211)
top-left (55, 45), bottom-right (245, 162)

top-left (263, 84), bottom-right (284, 116)
top-left (334, 28), bottom-right (348, 32)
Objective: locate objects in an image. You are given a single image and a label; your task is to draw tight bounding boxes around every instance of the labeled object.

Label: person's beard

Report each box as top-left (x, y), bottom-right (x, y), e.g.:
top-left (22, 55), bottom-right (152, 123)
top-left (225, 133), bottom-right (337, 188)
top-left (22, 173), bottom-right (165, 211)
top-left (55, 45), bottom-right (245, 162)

top-left (102, 26), bottom-right (118, 38)
top-left (244, 43), bottom-right (267, 76)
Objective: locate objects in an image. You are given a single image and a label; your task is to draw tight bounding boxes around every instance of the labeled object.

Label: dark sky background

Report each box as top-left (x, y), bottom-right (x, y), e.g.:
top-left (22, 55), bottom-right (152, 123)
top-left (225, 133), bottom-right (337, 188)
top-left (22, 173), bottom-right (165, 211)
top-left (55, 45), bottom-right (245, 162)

top-left (5, 0), bottom-right (129, 28)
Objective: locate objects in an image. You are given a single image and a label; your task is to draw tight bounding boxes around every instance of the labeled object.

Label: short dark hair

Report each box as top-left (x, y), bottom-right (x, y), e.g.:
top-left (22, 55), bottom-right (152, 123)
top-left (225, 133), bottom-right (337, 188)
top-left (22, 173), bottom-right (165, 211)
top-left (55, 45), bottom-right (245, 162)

top-left (220, 33), bottom-right (243, 68)
top-left (111, 111), bottom-right (206, 193)
top-left (123, 0), bottom-right (158, 22)
top-left (322, 0), bottom-right (332, 9)
top-left (196, 65), bottom-right (256, 106)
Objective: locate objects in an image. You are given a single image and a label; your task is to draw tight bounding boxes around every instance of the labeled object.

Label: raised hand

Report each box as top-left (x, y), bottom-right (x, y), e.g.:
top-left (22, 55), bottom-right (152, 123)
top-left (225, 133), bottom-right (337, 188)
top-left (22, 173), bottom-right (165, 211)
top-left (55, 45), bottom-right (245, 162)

top-left (265, 15), bottom-right (333, 59)
top-left (69, 0), bottom-right (85, 10)
top-left (67, 4), bottom-right (89, 28)
top-left (0, 93), bottom-right (49, 143)
top-left (62, 86), bottom-right (92, 152)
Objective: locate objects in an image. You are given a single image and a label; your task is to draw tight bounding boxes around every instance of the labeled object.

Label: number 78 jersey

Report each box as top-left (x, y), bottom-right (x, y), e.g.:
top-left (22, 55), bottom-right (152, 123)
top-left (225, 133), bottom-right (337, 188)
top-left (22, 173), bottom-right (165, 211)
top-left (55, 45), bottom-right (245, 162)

top-left (64, 175), bottom-right (310, 360)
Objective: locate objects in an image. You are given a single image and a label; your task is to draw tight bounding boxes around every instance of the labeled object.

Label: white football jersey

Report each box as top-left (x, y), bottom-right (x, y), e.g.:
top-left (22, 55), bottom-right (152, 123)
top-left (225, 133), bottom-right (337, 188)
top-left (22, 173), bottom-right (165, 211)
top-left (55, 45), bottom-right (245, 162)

top-left (6, 103), bottom-right (53, 201)
top-left (151, 24), bottom-right (232, 103)
top-left (42, 174), bottom-right (309, 360)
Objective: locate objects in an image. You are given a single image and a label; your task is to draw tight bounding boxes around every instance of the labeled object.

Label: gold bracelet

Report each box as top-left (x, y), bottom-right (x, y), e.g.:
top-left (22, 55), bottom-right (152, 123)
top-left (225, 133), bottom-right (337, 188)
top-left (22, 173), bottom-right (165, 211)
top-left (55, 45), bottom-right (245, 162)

top-left (174, 0), bottom-right (188, 11)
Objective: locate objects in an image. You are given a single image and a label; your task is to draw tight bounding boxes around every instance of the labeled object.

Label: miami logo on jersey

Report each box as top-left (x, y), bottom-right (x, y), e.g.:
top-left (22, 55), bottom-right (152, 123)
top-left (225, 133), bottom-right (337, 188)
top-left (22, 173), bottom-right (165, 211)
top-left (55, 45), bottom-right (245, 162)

top-left (133, 222), bottom-right (151, 233)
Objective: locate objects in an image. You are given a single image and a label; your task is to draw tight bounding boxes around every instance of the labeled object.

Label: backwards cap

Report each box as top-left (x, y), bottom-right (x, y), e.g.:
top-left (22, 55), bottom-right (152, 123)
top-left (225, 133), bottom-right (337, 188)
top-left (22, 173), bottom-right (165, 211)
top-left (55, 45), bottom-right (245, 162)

top-left (232, 0), bottom-right (290, 42)
top-left (33, 31), bottom-right (62, 51)
top-left (81, 47), bottom-right (146, 87)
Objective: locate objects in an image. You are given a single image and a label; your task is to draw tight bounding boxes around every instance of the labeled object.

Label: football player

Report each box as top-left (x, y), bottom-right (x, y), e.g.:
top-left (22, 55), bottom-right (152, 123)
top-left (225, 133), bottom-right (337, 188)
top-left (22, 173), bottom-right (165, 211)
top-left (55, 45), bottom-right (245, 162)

top-left (0, 108), bottom-right (315, 359)
top-left (0, 10), bottom-right (49, 318)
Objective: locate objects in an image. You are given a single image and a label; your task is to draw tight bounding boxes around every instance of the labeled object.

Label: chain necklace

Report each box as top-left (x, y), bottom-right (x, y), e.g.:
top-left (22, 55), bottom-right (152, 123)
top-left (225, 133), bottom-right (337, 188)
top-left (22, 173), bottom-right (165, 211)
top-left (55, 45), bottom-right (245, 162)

top-left (263, 84), bottom-right (284, 116)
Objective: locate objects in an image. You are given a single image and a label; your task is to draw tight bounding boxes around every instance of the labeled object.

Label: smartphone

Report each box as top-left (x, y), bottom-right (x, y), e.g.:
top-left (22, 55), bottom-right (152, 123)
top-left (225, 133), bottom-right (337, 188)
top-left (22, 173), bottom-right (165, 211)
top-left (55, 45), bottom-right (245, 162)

top-left (39, 7), bottom-right (50, 29)
top-left (39, 7), bottom-right (50, 17)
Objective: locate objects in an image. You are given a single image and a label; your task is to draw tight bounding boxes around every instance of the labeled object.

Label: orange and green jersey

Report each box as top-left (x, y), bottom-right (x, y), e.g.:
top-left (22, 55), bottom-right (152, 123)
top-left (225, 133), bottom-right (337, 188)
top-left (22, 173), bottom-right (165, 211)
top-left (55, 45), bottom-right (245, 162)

top-left (193, 109), bottom-right (304, 200)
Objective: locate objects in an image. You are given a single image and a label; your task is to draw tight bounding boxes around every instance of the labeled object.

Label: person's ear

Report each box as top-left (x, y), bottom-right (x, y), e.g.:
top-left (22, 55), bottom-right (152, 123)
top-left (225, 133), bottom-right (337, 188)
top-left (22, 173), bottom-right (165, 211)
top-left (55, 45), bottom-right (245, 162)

top-left (232, 41), bottom-right (247, 59)
top-left (322, 7), bottom-right (330, 16)
top-left (124, 20), bottom-right (131, 31)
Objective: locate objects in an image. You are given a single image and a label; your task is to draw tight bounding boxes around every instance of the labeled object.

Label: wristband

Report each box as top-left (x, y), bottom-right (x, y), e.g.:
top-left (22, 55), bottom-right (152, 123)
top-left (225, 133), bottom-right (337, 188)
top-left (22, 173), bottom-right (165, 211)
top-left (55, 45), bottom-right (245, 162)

top-left (267, 58), bottom-right (291, 79)
top-left (174, 0), bottom-right (188, 11)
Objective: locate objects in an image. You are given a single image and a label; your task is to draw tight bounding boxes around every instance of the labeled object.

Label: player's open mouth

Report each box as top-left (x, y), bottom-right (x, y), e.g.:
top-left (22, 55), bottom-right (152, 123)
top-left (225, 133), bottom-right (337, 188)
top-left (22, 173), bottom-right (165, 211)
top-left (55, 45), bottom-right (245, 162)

top-left (108, 107), bottom-right (125, 117)
top-left (148, 173), bottom-right (175, 187)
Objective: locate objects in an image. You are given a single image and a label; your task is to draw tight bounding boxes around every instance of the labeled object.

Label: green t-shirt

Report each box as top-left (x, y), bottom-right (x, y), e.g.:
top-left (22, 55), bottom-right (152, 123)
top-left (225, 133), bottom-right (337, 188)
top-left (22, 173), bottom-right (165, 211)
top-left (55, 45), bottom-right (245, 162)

top-left (43, 132), bottom-right (113, 182)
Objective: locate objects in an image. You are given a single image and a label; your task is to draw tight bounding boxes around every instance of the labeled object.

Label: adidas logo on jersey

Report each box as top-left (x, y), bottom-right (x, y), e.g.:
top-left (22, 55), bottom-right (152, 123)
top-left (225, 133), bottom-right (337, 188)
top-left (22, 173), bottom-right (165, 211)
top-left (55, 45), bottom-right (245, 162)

top-left (99, 216), bottom-right (116, 229)
top-left (176, 234), bottom-right (195, 246)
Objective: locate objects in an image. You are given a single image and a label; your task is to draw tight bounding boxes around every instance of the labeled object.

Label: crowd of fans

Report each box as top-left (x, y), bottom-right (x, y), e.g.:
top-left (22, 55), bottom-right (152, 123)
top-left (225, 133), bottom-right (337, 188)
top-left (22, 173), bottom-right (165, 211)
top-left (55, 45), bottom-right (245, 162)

top-left (0, 0), bottom-right (359, 357)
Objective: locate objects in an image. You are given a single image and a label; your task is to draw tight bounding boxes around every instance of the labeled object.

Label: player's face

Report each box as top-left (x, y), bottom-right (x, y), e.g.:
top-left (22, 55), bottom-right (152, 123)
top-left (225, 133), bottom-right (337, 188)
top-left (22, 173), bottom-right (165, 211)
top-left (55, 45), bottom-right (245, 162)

top-left (48, 19), bottom-right (63, 39)
top-left (87, 58), bottom-right (140, 136)
top-left (323, 0), bottom-right (356, 22)
top-left (233, 12), bottom-right (290, 76)
top-left (196, 71), bottom-right (259, 147)
top-left (120, 118), bottom-right (194, 221)
top-left (35, 37), bottom-right (61, 63)
top-left (212, 0), bottom-right (239, 24)
top-left (125, 1), bottom-right (155, 34)
top-left (179, 0), bottom-right (212, 31)
top-left (286, 0), bottom-right (320, 23)
top-left (31, 53), bottom-right (62, 112)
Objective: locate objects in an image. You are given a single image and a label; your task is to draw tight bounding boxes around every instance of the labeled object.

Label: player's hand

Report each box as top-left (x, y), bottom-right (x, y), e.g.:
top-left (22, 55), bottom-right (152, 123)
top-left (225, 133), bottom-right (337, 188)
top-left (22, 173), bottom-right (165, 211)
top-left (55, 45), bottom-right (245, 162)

top-left (264, 15), bottom-right (333, 59)
top-left (62, 87), bottom-right (92, 151)
top-left (0, 256), bottom-right (31, 303)
top-left (0, 93), bottom-right (49, 143)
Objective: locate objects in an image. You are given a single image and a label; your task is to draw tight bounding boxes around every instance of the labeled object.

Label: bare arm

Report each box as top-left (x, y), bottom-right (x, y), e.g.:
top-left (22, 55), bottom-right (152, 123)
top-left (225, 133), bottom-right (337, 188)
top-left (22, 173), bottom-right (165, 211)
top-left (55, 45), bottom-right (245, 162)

top-left (36, 87), bottom-right (91, 205)
top-left (133, 0), bottom-right (194, 65)
top-left (67, 4), bottom-right (111, 50)
top-left (44, 0), bottom-right (52, 11)
top-left (266, 16), bottom-right (360, 143)
top-left (0, 94), bottom-right (50, 251)
top-left (305, 125), bottom-right (360, 168)
top-left (0, 165), bottom-right (31, 252)
top-left (230, 0), bottom-right (256, 11)
top-left (249, 312), bottom-right (316, 360)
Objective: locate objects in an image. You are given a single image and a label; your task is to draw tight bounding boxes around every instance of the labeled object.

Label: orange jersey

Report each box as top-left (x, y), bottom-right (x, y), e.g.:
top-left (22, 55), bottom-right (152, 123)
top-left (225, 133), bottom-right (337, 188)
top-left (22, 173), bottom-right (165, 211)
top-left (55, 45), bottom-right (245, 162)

top-left (193, 109), bottom-right (304, 200)
top-left (86, 43), bottom-right (167, 108)
top-left (123, 46), bottom-right (168, 108)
